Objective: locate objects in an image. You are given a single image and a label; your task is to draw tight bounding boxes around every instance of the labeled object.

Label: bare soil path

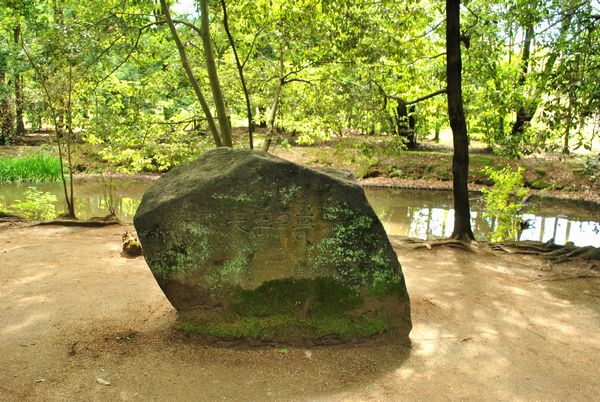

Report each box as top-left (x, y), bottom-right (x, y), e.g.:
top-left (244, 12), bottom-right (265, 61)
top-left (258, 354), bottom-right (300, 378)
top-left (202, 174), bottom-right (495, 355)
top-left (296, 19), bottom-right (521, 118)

top-left (1, 224), bottom-right (599, 401)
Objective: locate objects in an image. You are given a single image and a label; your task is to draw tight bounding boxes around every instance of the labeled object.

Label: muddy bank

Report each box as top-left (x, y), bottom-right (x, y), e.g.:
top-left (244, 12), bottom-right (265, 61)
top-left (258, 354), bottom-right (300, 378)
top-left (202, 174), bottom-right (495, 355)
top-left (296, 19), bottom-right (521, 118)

top-left (359, 177), bottom-right (600, 205)
top-left (1, 224), bottom-right (599, 401)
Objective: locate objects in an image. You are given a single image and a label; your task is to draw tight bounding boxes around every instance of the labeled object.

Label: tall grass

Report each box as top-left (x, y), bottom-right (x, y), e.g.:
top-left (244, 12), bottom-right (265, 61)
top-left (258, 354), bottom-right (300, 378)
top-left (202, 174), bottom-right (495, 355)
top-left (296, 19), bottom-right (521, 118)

top-left (0, 154), bottom-right (62, 182)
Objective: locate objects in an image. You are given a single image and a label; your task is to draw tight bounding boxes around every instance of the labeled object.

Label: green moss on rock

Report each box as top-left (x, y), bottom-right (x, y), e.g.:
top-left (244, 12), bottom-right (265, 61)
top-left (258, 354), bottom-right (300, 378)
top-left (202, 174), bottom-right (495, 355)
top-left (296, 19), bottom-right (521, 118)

top-left (179, 277), bottom-right (396, 342)
top-left (310, 203), bottom-right (398, 287)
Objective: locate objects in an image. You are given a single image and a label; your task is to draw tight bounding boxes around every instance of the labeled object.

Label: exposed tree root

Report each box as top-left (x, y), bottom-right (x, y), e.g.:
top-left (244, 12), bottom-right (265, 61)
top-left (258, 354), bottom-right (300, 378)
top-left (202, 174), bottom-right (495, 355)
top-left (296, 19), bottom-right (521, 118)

top-left (389, 236), bottom-right (478, 253)
top-left (0, 212), bottom-right (27, 223)
top-left (35, 214), bottom-right (122, 227)
top-left (390, 236), bottom-right (599, 266)
top-left (490, 239), bottom-right (600, 263)
top-left (542, 274), bottom-right (600, 282)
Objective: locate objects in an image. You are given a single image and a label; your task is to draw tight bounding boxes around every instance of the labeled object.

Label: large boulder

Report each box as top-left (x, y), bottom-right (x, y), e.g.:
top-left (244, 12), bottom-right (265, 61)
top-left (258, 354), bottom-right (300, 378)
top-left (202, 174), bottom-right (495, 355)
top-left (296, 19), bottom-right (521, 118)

top-left (134, 148), bottom-right (411, 343)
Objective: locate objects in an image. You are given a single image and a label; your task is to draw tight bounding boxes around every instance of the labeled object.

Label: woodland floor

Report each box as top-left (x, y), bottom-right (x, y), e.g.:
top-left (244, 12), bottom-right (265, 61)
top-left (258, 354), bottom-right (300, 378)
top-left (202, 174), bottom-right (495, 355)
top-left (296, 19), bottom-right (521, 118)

top-left (1, 224), bottom-right (599, 401)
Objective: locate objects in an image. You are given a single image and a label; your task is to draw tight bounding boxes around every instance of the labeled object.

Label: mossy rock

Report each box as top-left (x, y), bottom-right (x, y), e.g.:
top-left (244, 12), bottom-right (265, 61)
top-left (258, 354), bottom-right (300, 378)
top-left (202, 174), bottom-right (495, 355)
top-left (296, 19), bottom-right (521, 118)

top-left (529, 180), bottom-right (551, 190)
top-left (134, 148), bottom-right (411, 343)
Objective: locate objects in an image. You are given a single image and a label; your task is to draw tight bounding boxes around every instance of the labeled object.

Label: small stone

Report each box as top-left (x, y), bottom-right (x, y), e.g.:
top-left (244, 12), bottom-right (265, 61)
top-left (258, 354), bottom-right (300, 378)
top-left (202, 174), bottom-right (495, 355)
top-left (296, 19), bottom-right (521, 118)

top-left (96, 378), bottom-right (111, 386)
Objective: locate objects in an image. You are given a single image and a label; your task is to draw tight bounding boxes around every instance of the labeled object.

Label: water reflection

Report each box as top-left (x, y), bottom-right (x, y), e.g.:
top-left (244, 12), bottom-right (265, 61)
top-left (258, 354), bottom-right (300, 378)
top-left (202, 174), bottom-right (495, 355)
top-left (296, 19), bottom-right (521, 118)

top-left (0, 180), bottom-right (598, 247)
top-left (0, 178), bottom-right (149, 223)
top-left (365, 188), bottom-right (600, 247)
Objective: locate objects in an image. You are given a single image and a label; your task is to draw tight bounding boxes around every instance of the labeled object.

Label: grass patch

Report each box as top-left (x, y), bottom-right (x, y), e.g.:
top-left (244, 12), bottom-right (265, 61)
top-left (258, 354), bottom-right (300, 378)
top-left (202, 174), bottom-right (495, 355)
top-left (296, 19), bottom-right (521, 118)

top-left (0, 154), bottom-right (62, 182)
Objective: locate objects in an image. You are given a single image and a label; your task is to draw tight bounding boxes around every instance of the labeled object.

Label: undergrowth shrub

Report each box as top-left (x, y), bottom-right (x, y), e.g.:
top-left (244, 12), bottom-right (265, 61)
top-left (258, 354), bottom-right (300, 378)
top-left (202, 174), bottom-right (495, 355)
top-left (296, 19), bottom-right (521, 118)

top-left (0, 154), bottom-right (62, 182)
top-left (10, 187), bottom-right (57, 220)
top-left (482, 166), bottom-right (528, 242)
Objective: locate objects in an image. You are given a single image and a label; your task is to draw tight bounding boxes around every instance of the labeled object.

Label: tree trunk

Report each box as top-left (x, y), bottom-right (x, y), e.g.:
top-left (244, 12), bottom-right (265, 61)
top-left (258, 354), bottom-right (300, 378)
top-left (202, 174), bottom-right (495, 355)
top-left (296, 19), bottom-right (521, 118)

top-left (395, 100), bottom-right (417, 149)
top-left (22, 42), bottom-right (74, 218)
top-left (159, 0), bottom-right (223, 147)
top-left (14, 25), bottom-right (25, 136)
top-left (262, 54), bottom-right (284, 152)
top-left (199, 0), bottom-right (232, 147)
top-left (64, 65), bottom-right (75, 218)
top-left (0, 67), bottom-right (14, 145)
top-left (220, 0), bottom-right (253, 149)
top-left (433, 126), bottom-right (441, 143)
top-left (511, 10), bottom-right (573, 141)
top-left (510, 25), bottom-right (535, 138)
top-left (446, 0), bottom-right (474, 241)
top-left (563, 110), bottom-right (571, 155)
top-left (257, 107), bottom-right (267, 128)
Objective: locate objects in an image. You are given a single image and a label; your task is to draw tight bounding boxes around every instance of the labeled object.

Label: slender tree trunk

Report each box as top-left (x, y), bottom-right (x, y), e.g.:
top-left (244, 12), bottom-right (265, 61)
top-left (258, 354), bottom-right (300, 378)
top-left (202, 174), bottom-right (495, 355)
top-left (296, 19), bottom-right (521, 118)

top-left (199, 0), bottom-right (232, 147)
top-left (159, 0), bottom-right (223, 147)
top-left (262, 82), bottom-right (283, 151)
top-left (511, 25), bottom-right (535, 138)
top-left (563, 110), bottom-right (571, 155)
top-left (446, 0), bottom-right (474, 241)
top-left (22, 38), bottom-right (74, 218)
top-left (14, 24), bottom-right (25, 136)
top-left (511, 10), bottom-right (574, 141)
top-left (564, 52), bottom-right (581, 155)
top-left (0, 68), bottom-right (14, 145)
top-left (65, 65), bottom-right (75, 218)
top-left (262, 48), bottom-right (284, 152)
top-left (258, 107), bottom-right (267, 128)
top-left (261, 79), bottom-right (282, 152)
top-left (433, 127), bottom-right (440, 143)
top-left (220, 0), bottom-right (254, 149)
top-left (394, 100), bottom-right (416, 148)
top-left (52, 0), bottom-right (67, 138)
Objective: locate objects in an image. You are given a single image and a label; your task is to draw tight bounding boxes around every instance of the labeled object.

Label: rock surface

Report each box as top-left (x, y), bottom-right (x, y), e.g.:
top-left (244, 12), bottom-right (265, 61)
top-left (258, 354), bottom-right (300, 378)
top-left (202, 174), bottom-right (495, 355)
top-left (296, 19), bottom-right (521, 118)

top-left (134, 148), bottom-right (411, 342)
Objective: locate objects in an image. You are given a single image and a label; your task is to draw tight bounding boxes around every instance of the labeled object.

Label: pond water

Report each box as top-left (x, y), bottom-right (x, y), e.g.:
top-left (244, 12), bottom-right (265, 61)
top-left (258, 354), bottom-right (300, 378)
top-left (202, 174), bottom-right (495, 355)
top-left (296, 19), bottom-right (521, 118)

top-left (1, 178), bottom-right (598, 247)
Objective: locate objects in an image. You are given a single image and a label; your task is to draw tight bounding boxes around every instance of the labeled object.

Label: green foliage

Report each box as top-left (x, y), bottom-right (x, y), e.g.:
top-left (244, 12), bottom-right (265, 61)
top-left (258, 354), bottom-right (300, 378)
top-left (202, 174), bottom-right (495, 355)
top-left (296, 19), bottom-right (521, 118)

top-left (0, 154), bottom-right (62, 182)
top-left (380, 136), bottom-right (408, 156)
top-left (9, 186), bottom-right (57, 220)
top-left (582, 154), bottom-right (599, 180)
top-left (481, 166), bottom-right (528, 242)
top-left (278, 185), bottom-right (300, 206)
top-left (2, 0), bottom-right (598, 165)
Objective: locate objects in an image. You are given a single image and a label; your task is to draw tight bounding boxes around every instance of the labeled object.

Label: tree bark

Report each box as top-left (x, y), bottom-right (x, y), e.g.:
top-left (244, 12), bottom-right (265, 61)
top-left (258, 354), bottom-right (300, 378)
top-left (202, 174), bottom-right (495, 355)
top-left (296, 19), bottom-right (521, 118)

top-left (14, 24), bottom-right (25, 136)
top-left (395, 100), bottom-right (417, 149)
top-left (65, 65), bottom-right (75, 218)
top-left (199, 0), bottom-right (232, 147)
top-left (0, 57), bottom-right (14, 144)
top-left (262, 53), bottom-right (284, 153)
top-left (220, 0), bottom-right (253, 149)
top-left (159, 0), bottom-right (223, 147)
top-left (510, 25), bottom-right (535, 138)
top-left (446, 0), bottom-right (474, 241)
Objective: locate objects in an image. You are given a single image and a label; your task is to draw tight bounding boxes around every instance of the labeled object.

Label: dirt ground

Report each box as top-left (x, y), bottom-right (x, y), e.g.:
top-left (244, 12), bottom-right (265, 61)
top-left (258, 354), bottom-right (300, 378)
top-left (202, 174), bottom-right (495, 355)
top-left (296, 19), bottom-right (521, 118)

top-left (1, 224), bottom-right (599, 401)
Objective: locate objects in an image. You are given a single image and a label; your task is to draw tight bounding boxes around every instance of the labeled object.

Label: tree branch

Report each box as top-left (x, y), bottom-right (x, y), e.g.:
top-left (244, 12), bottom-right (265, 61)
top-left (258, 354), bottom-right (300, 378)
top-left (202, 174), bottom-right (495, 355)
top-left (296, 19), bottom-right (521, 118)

top-left (406, 88), bottom-right (447, 105)
top-left (371, 79), bottom-right (446, 108)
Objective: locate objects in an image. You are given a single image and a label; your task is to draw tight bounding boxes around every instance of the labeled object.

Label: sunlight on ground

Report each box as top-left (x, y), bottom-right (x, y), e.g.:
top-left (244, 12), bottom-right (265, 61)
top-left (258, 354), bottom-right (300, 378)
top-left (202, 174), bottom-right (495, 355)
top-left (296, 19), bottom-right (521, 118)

top-left (12, 271), bottom-right (51, 286)
top-left (1, 313), bottom-right (48, 336)
top-left (18, 295), bottom-right (51, 305)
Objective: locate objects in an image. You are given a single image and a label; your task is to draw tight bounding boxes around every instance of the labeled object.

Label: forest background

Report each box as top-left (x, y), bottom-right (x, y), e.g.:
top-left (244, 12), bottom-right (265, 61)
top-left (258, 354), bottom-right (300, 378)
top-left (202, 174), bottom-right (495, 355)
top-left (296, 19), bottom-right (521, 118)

top-left (0, 0), bottom-right (598, 232)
